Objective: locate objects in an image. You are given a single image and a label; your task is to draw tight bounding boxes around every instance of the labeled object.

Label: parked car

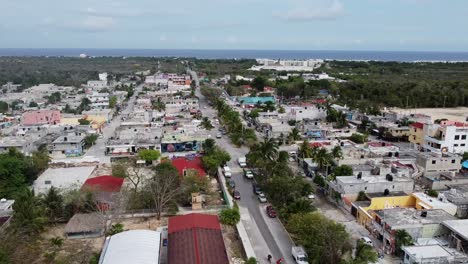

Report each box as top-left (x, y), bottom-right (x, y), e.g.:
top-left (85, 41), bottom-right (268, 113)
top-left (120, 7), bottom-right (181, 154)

top-left (233, 190), bottom-right (241, 200)
top-left (238, 157), bottom-right (247, 167)
top-left (258, 192), bottom-right (267, 203)
top-left (244, 170), bottom-right (254, 179)
top-left (223, 166), bottom-right (232, 178)
top-left (228, 179), bottom-right (236, 188)
top-left (359, 236), bottom-right (373, 246)
top-left (216, 133), bottom-right (222, 139)
top-left (308, 193), bottom-right (315, 200)
top-left (252, 183), bottom-right (261, 194)
top-left (292, 246), bottom-right (309, 264)
top-left (266, 205), bottom-right (277, 218)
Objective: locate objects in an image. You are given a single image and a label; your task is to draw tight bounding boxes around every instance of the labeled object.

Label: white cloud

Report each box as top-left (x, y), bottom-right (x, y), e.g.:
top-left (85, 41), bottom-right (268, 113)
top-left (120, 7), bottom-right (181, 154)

top-left (274, 0), bottom-right (344, 21)
top-left (66, 16), bottom-right (116, 32)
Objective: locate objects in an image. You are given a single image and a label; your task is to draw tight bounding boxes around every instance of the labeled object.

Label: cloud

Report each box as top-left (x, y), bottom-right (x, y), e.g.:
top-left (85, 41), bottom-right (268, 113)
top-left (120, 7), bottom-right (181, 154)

top-left (275, 0), bottom-right (344, 21)
top-left (66, 16), bottom-right (116, 32)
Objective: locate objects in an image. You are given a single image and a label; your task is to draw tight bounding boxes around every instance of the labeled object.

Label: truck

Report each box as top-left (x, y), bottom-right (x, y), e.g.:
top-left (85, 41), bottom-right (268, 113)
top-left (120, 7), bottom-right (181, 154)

top-left (238, 156), bottom-right (247, 167)
top-left (292, 246), bottom-right (309, 264)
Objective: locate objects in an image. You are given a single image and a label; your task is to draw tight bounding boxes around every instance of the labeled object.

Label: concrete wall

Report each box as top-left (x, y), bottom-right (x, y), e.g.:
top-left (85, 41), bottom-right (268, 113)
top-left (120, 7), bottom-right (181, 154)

top-left (417, 154), bottom-right (462, 175)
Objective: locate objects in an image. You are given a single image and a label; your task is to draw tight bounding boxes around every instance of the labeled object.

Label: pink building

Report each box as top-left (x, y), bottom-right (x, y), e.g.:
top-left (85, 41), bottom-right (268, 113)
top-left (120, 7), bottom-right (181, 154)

top-left (21, 110), bottom-right (61, 126)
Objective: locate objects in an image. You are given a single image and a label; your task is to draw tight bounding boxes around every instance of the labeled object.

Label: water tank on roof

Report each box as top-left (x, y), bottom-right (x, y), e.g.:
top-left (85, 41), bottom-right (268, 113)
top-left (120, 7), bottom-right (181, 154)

top-left (386, 174), bottom-right (393, 181)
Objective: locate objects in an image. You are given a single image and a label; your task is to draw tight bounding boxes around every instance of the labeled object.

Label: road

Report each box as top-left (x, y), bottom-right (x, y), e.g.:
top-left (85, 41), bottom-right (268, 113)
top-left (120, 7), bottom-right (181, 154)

top-left (84, 84), bottom-right (143, 164)
top-left (190, 69), bottom-right (294, 264)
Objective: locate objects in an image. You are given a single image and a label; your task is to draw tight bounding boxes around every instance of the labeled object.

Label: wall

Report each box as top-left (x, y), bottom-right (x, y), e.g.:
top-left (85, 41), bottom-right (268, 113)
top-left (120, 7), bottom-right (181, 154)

top-left (409, 126), bottom-right (424, 146)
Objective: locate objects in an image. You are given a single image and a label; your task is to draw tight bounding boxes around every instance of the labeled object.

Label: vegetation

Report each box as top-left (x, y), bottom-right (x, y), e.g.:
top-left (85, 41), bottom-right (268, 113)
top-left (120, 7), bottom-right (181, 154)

top-left (47, 92), bottom-right (61, 104)
top-left (245, 257), bottom-right (257, 264)
top-left (352, 240), bottom-right (378, 264)
top-left (288, 212), bottom-right (351, 264)
top-left (349, 133), bottom-right (368, 144)
top-left (107, 223), bottom-right (125, 236)
top-left (109, 95), bottom-right (117, 108)
top-left (219, 207), bottom-right (241, 226)
top-left (138, 149), bottom-right (161, 162)
top-left (201, 139), bottom-right (231, 175)
top-left (427, 189), bottom-right (438, 197)
top-left (0, 101), bottom-right (8, 113)
top-left (395, 230), bottom-right (413, 257)
top-left (84, 134), bottom-right (98, 148)
top-left (200, 117), bottom-right (214, 130)
top-left (78, 118), bottom-right (91, 125)
top-left (332, 165), bottom-right (353, 179)
top-left (147, 163), bottom-right (181, 220)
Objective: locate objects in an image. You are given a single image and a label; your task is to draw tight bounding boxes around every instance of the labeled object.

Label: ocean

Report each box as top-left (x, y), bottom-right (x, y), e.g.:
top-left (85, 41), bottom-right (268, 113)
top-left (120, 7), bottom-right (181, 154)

top-left (0, 48), bottom-right (468, 62)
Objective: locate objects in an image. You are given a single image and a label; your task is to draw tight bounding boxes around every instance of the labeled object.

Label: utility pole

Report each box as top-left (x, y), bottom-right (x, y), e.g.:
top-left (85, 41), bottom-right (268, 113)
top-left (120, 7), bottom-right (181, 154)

top-left (443, 96), bottom-right (447, 108)
top-left (406, 96), bottom-right (409, 109)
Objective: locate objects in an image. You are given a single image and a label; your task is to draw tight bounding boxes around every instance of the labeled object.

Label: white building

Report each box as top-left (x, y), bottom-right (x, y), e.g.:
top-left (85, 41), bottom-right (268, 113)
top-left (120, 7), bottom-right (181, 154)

top-left (423, 122), bottom-right (468, 154)
top-left (287, 105), bottom-right (327, 122)
top-left (33, 166), bottom-right (96, 194)
top-left (87, 92), bottom-right (110, 110)
top-left (98, 73), bottom-right (108, 82)
top-left (87, 80), bottom-right (108, 89)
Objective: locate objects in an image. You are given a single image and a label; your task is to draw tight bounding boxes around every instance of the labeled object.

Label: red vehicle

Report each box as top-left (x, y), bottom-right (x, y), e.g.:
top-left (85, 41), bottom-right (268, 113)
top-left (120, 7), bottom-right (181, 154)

top-left (266, 205), bottom-right (277, 218)
top-left (233, 190), bottom-right (241, 200)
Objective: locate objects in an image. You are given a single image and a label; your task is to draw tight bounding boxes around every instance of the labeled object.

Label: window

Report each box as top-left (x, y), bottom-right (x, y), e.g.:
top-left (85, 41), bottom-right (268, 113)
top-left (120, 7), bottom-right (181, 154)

top-left (392, 185), bottom-right (395, 189)
top-left (462, 144), bottom-right (466, 147)
top-left (455, 135), bottom-right (460, 140)
top-left (432, 160), bottom-right (436, 164)
top-left (452, 159), bottom-right (456, 163)
top-left (463, 135), bottom-right (467, 140)
top-left (45, 180), bottom-right (51, 184)
top-left (364, 187), bottom-right (367, 190)
top-left (455, 144), bottom-right (459, 147)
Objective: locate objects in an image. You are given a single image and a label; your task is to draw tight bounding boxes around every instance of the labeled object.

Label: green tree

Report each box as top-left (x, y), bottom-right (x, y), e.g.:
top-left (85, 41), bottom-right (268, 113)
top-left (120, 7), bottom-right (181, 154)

top-left (248, 109), bottom-right (260, 119)
top-left (331, 146), bottom-right (343, 160)
top-left (0, 101), bottom-right (9, 113)
top-left (314, 148), bottom-right (333, 175)
top-left (11, 189), bottom-right (47, 236)
top-left (179, 175), bottom-right (210, 205)
top-left (84, 134), bottom-right (98, 148)
top-left (251, 76), bottom-right (267, 91)
top-left (462, 152), bottom-right (468, 161)
top-left (138, 149), bottom-right (161, 162)
top-left (288, 212), bottom-right (351, 264)
top-left (109, 95), bottom-right (117, 108)
top-left (0, 149), bottom-right (30, 198)
top-left (395, 229), bottom-right (413, 257)
top-left (245, 257), bottom-right (257, 264)
top-left (333, 165), bottom-right (353, 177)
top-left (349, 133), bottom-right (368, 144)
top-left (352, 240), bottom-right (378, 264)
top-left (78, 118), bottom-right (91, 125)
top-left (200, 117), bottom-right (214, 130)
top-left (219, 207), bottom-right (240, 226)
top-left (107, 223), bottom-right (125, 236)
top-left (427, 189), bottom-right (438, 197)
top-left (298, 140), bottom-right (313, 159)
top-left (47, 92), bottom-right (61, 104)
top-left (42, 187), bottom-right (65, 222)
top-left (147, 163), bottom-right (181, 219)
top-left (28, 101), bottom-right (38, 107)
top-left (288, 127), bottom-right (302, 142)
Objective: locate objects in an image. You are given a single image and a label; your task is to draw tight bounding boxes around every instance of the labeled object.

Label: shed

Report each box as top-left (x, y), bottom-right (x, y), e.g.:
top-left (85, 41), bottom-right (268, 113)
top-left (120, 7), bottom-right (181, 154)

top-left (65, 213), bottom-right (105, 239)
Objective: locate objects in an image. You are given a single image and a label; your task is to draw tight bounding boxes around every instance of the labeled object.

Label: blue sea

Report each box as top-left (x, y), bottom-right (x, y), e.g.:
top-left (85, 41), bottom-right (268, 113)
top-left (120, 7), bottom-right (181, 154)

top-left (1, 48), bottom-right (468, 62)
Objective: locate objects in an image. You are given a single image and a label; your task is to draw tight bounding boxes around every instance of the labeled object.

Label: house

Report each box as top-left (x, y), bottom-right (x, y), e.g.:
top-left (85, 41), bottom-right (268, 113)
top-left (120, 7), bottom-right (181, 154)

top-left (65, 213), bottom-right (106, 239)
top-left (416, 152), bottom-right (462, 176)
top-left (366, 142), bottom-right (400, 157)
top-left (423, 122), bottom-right (468, 154)
top-left (1, 82), bottom-right (21, 92)
top-left (402, 245), bottom-right (468, 264)
top-left (87, 80), bottom-right (108, 89)
top-left (82, 176), bottom-right (124, 211)
top-left (412, 192), bottom-right (458, 216)
top-left (442, 219), bottom-right (468, 254)
top-left (0, 199), bottom-right (14, 229)
top-left (22, 110), bottom-right (61, 126)
top-left (371, 208), bottom-right (456, 253)
top-left (87, 92), bottom-right (110, 110)
top-left (0, 136), bottom-right (37, 155)
top-left (33, 166), bottom-right (96, 195)
top-left (440, 186), bottom-right (468, 218)
top-left (171, 156), bottom-right (206, 177)
top-left (99, 230), bottom-right (161, 264)
top-left (168, 213), bottom-right (229, 264)
top-left (48, 133), bottom-right (85, 158)
top-left (409, 122), bottom-right (425, 148)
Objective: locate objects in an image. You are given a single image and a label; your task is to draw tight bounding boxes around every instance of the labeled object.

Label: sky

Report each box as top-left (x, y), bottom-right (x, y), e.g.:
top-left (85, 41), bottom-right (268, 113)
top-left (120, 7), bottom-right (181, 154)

top-left (0, 0), bottom-right (467, 51)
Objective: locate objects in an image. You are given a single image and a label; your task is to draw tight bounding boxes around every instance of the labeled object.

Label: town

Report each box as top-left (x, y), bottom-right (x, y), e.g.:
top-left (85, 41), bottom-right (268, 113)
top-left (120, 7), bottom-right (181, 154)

top-left (1, 57), bottom-right (468, 264)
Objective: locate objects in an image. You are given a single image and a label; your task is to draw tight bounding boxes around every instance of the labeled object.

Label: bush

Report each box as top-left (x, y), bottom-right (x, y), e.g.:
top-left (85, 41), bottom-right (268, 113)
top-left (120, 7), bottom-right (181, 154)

top-left (427, 189), bottom-right (438, 198)
top-left (349, 133), bottom-right (368, 144)
top-left (219, 208), bottom-right (240, 226)
top-left (107, 223), bottom-right (124, 236)
top-left (245, 257), bottom-right (257, 264)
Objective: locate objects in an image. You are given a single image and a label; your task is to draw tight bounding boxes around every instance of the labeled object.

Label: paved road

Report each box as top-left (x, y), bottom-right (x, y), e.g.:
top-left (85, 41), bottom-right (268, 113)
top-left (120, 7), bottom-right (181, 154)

top-left (84, 84), bottom-right (143, 164)
top-left (191, 70), bottom-right (294, 264)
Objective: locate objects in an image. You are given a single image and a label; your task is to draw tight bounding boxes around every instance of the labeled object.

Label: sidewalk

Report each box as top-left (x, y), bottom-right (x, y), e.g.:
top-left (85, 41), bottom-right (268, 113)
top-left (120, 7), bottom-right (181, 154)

top-left (239, 206), bottom-right (273, 264)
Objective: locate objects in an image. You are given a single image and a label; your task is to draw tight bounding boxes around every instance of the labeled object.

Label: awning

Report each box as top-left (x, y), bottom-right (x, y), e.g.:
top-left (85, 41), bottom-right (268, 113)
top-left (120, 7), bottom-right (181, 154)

top-left (462, 160), bottom-right (468, 169)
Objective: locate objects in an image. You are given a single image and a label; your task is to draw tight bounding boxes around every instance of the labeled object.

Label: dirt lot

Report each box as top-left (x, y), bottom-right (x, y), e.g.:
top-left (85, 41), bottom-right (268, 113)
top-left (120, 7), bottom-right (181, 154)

top-left (222, 225), bottom-right (246, 264)
top-left (392, 107), bottom-right (468, 122)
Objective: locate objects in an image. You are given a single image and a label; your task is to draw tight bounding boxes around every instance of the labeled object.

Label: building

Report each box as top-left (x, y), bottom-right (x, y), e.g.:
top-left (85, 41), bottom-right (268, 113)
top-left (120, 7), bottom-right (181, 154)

top-left (33, 166), bottom-right (96, 194)
top-left (416, 152), bottom-right (462, 176)
top-left (87, 92), bottom-right (110, 110)
top-left (99, 230), bottom-right (161, 264)
top-left (409, 122), bottom-right (425, 147)
top-left (168, 213), bottom-right (229, 264)
top-left (442, 219), bottom-right (468, 254)
top-left (48, 133), bottom-right (85, 158)
top-left (1, 82), bottom-right (21, 92)
top-left (0, 198), bottom-right (14, 229)
top-left (372, 208), bottom-right (456, 253)
top-left (87, 80), bottom-right (108, 89)
top-left (412, 192), bottom-right (458, 216)
top-left (65, 213), bottom-right (106, 239)
top-left (22, 110), bottom-right (61, 126)
top-left (440, 186), bottom-right (468, 218)
top-left (402, 245), bottom-right (467, 264)
top-left (424, 122), bottom-right (468, 154)
top-left (82, 176), bottom-right (125, 211)
top-left (0, 136), bottom-right (37, 155)
top-left (171, 156), bottom-right (206, 177)
top-left (287, 106), bottom-right (326, 122)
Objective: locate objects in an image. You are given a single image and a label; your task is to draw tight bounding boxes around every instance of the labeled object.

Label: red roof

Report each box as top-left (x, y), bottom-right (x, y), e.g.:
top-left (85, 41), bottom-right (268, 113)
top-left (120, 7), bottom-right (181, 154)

top-left (168, 214), bottom-right (228, 264)
top-left (312, 99), bottom-right (327, 104)
top-left (171, 157), bottom-right (206, 177)
top-left (309, 142), bottom-right (331, 147)
top-left (241, 85), bottom-right (252, 90)
top-left (22, 110), bottom-right (61, 126)
top-left (410, 122), bottom-right (424, 129)
top-left (82, 176), bottom-right (124, 193)
top-left (168, 213), bottom-right (221, 233)
top-left (368, 142), bottom-right (393, 147)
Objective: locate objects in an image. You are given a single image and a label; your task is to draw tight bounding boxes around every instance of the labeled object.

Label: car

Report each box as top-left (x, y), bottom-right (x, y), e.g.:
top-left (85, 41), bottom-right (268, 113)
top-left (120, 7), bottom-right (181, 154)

top-left (233, 190), bottom-right (241, 200)
top-left (266, 205), bottom-right (277, 218)
top-left (359, 236), bottom-right (373, 246)
top-left (244, 170), bottom-right (254, 179)
top-left (308, 194), bottom-right (315, 200)
top-left (258, 192), bottom-right (267, 203)
top-left (228, 179), bottom-right (236, 188)
top-left (252, 183), bottom-right (261, 194)
top-left (216, 133), bottom-right (222, 139)
top-left (223, 166), bottom-right (232, 178)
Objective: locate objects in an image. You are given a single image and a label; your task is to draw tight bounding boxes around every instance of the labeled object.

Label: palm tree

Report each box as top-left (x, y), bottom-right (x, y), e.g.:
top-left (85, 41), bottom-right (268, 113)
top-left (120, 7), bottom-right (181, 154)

top-left (288, 127), bottom-right (301, 143)
top-left (395, 230), bottom-right (413, 256)
top-left (259, 138), bottom-right (279, 161)
top-left (354, 240), bottom-right (378, 264)
top-left (200, 117), bottom-right (213, 130)
top-left (331, 145), bottom-right (343, 160)
top-left (314, 148), bottom-right (333, 175)
top-left (298, 140), bottom-right (313, 159)
top-left (12, 189), bottom-right (47, 235)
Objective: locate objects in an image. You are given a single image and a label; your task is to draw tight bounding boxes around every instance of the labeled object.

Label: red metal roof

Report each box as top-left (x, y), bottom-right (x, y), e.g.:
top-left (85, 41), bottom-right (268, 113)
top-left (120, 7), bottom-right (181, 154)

top-left (82, 176), bottom-right (124, 193)
top-left (168, 213), bottom-right (221, 233)
top-left (171, 157), bottom-right (206, 178)
top-left (410, 122), bottom-right (424, 129)
top-left (168, 214), bottom-right (228, 264)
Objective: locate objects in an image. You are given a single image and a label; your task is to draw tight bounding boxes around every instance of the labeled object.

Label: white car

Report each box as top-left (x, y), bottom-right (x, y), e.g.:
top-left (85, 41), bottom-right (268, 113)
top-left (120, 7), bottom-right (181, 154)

top-left (359, 236), bottom-right (373, 246)
top-left (308, 194), bottom-right (315, 200)
top-left (258, 192), bottom-right (267, 203)
top-left (216, 133), bottom-right (222, 139)
top-left (223, 166), bottom-right (232, 178)
top-left (244, 170), bottom-right (254, 179)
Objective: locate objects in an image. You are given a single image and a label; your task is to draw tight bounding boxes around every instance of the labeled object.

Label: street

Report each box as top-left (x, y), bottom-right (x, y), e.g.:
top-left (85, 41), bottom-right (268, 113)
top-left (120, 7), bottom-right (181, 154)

top-left (84, 84), bottom-right (143, 164)
top-left (191, 70), bottom-right (294, 264)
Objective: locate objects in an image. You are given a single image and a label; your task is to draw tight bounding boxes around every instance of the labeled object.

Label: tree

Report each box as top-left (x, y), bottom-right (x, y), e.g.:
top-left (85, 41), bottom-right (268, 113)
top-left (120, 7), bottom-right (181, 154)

top-left (314, 148), bottom-right (333, 175)
top-left (288, 212), bottom-right (351, 264)
top-left (463, 152), bottom-right (468, 161)
top-left (356, 191), bottom-right (367, 201)
top-left (42, 187), bottom-right (65, 222)
top-left (245, 257), bottom-right (257, 264)
top-left (147, 163), bottom-right (181, 219)
top-left (427, 189), bottom-right (438, 197)
top-left (28, 101), bottom-right (38, 107)
top-left (219, 207), bottom-right (240, 226)
top-left (333, 165), bottom-right (353, 177)
top-left (349, 133), bottom-right (368, 144)
top-left (0, 101), bottom-right (9, 113)
top-left (251, 76), bottom-right (267, 91)
top-left (298, 140), bottom-right (313, 159)
top-left (11, 189), bottom-right (47, 235)
top-left (138, 149), bottom-right (161, 163)
top-left (395, 230), bottom-right (413, 256)
top-left (78, 97), bottom-right (91, 113)
top-left (47, 92), bottom-right (61, 104)
top-left (200, 117), bottom-right (214, 130)
top-left (352, 240), bottom-right (378, 264)
top-left (258, 138), bottom-right (279, 161)
top-left (84, 134), bottom-right (98, 148)
top-left (331, 146), bottom-right (343, 160)
top-left (31, 150), bottom-right (50, 175)
top-left (112, 158), bottom-right (146, 193)
top-left (179, 175), bottom-right (210, 206)
top-left (288, 127), bottom-right (302, 142)
top-left (78, 118), bottom-right (91, 125)
top-left (248, 109), bottom-right (260, 119)
top-left (109, 95), bottom-right (117, 108)
top-left (107, 223), bottom-right (124, 236)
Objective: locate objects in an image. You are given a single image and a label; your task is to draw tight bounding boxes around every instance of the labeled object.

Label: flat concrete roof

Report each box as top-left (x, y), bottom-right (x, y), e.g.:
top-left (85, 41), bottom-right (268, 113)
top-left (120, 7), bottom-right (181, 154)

top-left (375, 208), bottom-right (456, 228)
top-left (33, 166), bottom-right (96, 194)
top-left (442, 219), bottom-right (468, 241)
top-left (403, 245), bottom-right (452, 259)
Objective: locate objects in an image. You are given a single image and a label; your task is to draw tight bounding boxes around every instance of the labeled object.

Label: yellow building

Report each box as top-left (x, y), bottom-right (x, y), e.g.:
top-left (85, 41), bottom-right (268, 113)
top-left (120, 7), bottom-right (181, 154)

top-left (409, 122), bottom-right (425, 146)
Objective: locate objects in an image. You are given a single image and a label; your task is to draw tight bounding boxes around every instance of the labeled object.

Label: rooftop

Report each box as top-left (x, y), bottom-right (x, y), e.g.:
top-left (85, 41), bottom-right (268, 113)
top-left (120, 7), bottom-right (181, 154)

top-left (412, 192), bottom-right (457, 211)
top-left (33, 166), bottom-right (96, 194)
top-left (410, 122), bottom-right (424, 129)
top-left (375, 208), bottom-right (456, 228)
top-left (366, 191), bottom-right (409, 198)
top-left (403, 245), bottom-right (452, 260)
top-left (65, 213), bottom-right (105, 234)
top-left (171, 156), bottom-right (206, 177)
top-left (336, 175), bottom-right (412, 184)
top-left (0, 199), bottom-right (14, 211)
top-left (100, 230), bottom-right (161, 264)
top-left (82, 176), bottom-right (124, 193)
top-left (442, 219), bottom-right (468, 241)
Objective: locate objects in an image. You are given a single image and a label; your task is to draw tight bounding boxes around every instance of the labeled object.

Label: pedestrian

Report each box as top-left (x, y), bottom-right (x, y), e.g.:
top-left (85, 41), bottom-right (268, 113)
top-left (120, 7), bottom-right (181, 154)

top-left (267, 254), bottom-right (272, 262)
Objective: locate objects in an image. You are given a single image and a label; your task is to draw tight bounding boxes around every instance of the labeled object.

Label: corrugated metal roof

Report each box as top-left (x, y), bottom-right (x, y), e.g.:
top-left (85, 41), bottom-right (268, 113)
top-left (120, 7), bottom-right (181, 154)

top-left (100, 230), bottom-right (161, 264)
